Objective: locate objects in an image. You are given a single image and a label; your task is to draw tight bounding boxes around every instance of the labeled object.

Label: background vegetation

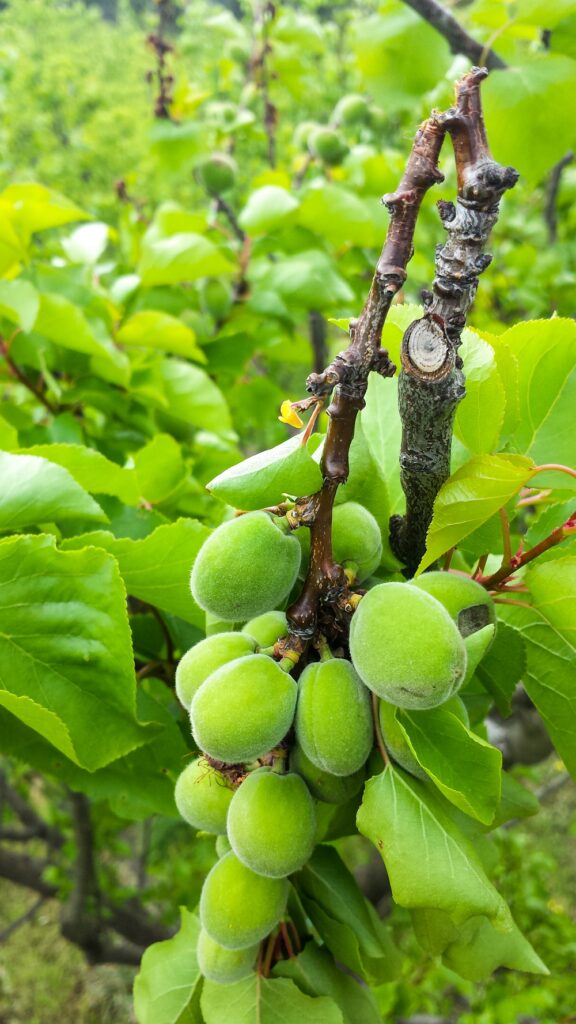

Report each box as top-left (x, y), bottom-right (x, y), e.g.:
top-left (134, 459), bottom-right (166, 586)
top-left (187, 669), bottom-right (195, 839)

top-left (0, 0), bottom-right (575, 1021)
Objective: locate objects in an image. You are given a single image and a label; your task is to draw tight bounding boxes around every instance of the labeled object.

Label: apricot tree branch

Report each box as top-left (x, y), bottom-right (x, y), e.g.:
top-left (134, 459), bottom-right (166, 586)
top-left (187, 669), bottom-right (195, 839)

top-left (390, 68), bottom-right (518, 577)
top-left (401, 0), bottom-right (507, 70)
top-left (480, 511), bottom-right (576, 590)
top-left (286, 116), bottom-right (446, 638)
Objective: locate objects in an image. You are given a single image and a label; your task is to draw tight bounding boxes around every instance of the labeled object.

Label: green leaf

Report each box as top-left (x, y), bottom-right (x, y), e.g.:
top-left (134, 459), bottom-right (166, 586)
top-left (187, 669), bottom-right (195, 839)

top-left (0, 451), bottom-right (106, 530)
top-left (117, 310), bottom-right (206, 362)
top-left (208, 432), bottom-right (323, 510)
top-left (138, 232), bottom-right (234, 287)
top-left (201, 975), bottom-right (343, 1024)
top-left (238, 186), bottom-right (299, 235)
top-left (159, 359), bottom-right (234, 436)
top-left (412, 908), bottom-right (547, 981)
top-left (255, 250), bottom-right (354, 310)
top-left (273, 942), bottom-right (382, 1024)
top-left (134, 908), bottom-right (203, 1024)
top-left (357, 765), bottom-right (511, 929)
top-left (483, 57), bottom-right (576, 184)
top-left (298, 184), bottom-right (378, 248)
top-left (499, 318), bottom-right (576, 480)
top-left (61, 518), bottom-right (210, 626)
top-left (396, 706), bottom-right (502, 824)
top-left (360, 372), bottom-right (403, 516)
top-left (0, 534), bottom-right (157, 770)
top-left (0, 205), bottom-right (27, 275)
top-left (62, 222), bottom-right (109, 264)
top-left (475, 620), bottom-right (526, 716)
top-left (34, 292), bottom-right (122, 367)
top-left (0, 183), bottom-right (89, 237)
top-left (504, 556), bottom-right (576, 778)
top-left (491, 772), bottom-right (539, 829)
top-left (133, 435), bottom-right (186, 504)
top-left (11, 444), bottom-right (140, 505)
top-left (454, 329), bottom-right (505, 455)
top-left (417, 454), bottom-right (536, 574)
top-left (0, 279), bottom-right (39, 332)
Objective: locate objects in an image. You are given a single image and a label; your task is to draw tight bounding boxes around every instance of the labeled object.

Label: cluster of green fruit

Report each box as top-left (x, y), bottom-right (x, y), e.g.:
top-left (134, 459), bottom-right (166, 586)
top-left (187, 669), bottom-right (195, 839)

top-left (174, 506), bottom-right (496, 984)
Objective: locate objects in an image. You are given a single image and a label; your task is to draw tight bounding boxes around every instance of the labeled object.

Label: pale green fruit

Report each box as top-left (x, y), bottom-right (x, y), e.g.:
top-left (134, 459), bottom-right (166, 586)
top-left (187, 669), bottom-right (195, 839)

top-left (290, 744), bottom-right (365, 804)
top-left (333, 93), bottom-right (370, 125)
top-left (379, 696), bottom-right (469, 780)
top-left (242, 611), bottom-right (289, 649)
top-left (308, 126), bottom-right (349, 166)
top-left (174, 758), bottom-right (234, 834)
top-left (349, 582), bottom-right (467, 709)
top-left (197, 928), bottom-right (258, 984)
top-left (175, 632), bottom-right (255, 711)
top-left (215, 834), bottom-right (232, 858)
top-left (295, 658), bottom-right (373, 776)
top-left (197, 153), bottom-right (237, 195)
top-left (227, 768), bottom-right (316, 878)
top-left (332, 502), bottom-right (382, 581)
top-left (191, 512), bottom-right (301, 622)
top-left (409, 571), bottom-right (496, 637)
top-left (190, 654), bottom-right (297, 763)
top-left (200, 851), bottom-right (288, 949)
top-left (463, 623), bottom-right (496, 684)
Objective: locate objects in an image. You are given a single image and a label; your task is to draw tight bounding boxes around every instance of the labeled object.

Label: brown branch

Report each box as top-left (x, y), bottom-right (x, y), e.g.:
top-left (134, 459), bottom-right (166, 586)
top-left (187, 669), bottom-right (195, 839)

top-left (0, 337), bottom-right (57, 414)
top-left (544, 151), bottom-right (573, 243)
top-left (480, 512), bottom-right (576, 590)
top-left (390, 68), bottom-right (518, 576)
top-left (287, 116), bottom-right (446, 637)
top-left (401, 0), bottom-right (507, 70)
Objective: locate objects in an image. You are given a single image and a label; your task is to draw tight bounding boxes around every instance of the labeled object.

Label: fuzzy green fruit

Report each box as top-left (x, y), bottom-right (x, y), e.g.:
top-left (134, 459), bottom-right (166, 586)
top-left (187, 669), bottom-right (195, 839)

top-left (463, 623), bottom-right (496, 684)
top-left (190, 654), bottom-right (297, 763)
top-left (215, 833), bottom-right (232, 858)
top-left (308, 126), bottom-right (349, 166)
top-left (295, 658), bottom-right (372, 776)
top-left (293, 120), bottom-right (319, 150)
top-left (191, 512), bottom-right (301, 622)
top-left (379, 696), bottom-right (469, 780)
top-left (410, 571), bottom-right (496, 637)
top-left (200, 851), bottom-right (288, 949)
top-left (197, 153), bottom-right (237, 195)
top-left (174, 757), bottom-right (234, 834)
top-left (227, 768), bottom-right (316, 877)
top-left (349, 582), bottom-right (468, 709)
top-left (334, 93), bottom-right (370, 125)
top-left (290, 744), bottom-right (365, 804)
top-left (242, 610), bottom-right (289, 649)
top-left (197, 928), bottom-right (258, 984)
top-left (176, 632), bottom-right (255, 711)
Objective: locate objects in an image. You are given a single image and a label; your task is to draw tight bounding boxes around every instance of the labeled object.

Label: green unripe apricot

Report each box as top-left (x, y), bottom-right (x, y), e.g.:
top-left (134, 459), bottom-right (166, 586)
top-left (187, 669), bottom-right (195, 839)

top-left (191, 512), bottom-right (301, 622)
top-left (227, 768), bottom-right (316, 878)
top-left (293, 120), bottom-right (319, 150)
top-left (242, 610), bottom-right (288, 649)
top-left (332, 502), bottom-right (382, 581)
top-left (216, 833), bottom-right (232, 858)
top-left (290, 744), bottom-right (365, 804)
top-left (174, 758), bottom-right (234, 834)
top-left (409, 571), bottom-right (496, 638)
top-left (176, 632), bottom-right (255, 711)
top-left (197, 153), bottom-right (237, 195)
top-left (349, 582), bottom-right (468, 709)
top-left (333, 93), bottom-right (370, 125)
top-left (200, 851), bottom-right (288, 949)
top-left (379, 696), bottom-right (469, 780)
top-left (197, 928), bottom-right (258, 984)
top-left (463, 623), bottom-right (496, 685)
top-left (308, 126), bottom-right (349, 166)
top-left (295, 658), bottom-right (372, 776)
top-left (190, 654), bottom-right (297, 763)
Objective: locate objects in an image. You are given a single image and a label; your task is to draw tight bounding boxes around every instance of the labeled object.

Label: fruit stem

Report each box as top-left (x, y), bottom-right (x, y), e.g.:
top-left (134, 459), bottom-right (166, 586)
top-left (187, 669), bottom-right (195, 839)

top-left (316, 635), bottom-right (335, 662)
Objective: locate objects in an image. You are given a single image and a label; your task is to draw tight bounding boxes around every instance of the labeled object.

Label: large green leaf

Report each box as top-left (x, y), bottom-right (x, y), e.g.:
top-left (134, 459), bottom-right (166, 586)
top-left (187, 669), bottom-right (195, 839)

top-left (159, 359), bottom-right (234, 435)
top-left (357, 766), bottom-right (511, 929)
top-left (0, 535), bottom-right (157, 770)
top-left (133, 435), bottom-right (186, 504)
top-left (61, 519), bottom-right (209, 626)
top-left (504, 556), bottom-right (576, 778)
top-left (201, 975), bottom-right (343, 1024)
top-left (134, 908), bottom-right (203, 1024)
top-left (239, 185), bottom-right (299, 235)
top-left (273, 943), bottom-right (382, 1024)
top-left (396, 706), bottom-right (502, 824)
top-left (454, 329), bottom-right (505, 455)
top-left (483, 57), bottom-right (576, 184)
top-left (34, 292), bottom-right (121, 366)
top-left (499, 318), bottom-right (576, 482)
top-left (138, 232), bottom-right (234, 287)
top-left (0, 183), bottom-right (89, 237)
top-left (360, 372), bottom-right (403, 516)
top-left (475, 620), bottom-right (526, 716)
top-left (0, 279), bottom-right (39, 332)
top-left (417, 454), bottom-right (536, 574)
top-left (255, 250), bottom-right (353, 310)
top-left (117, 310), bottom-right (206, 362)
top-left (11, 444), bottom-right (140, 505)
top-left (208, 432), bottom-right (323, 510)
top-left (298, 184), bottom-right (379, 248)
top-left (0, 451), bottom-right (106, 530)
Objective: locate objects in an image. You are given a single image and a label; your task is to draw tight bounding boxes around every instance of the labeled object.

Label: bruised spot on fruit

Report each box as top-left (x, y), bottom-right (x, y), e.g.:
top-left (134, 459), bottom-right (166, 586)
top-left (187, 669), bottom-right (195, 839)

top-left (410, 571), bottom-right (495, 638)
top-left (458, 603), bottom-right (491, 637)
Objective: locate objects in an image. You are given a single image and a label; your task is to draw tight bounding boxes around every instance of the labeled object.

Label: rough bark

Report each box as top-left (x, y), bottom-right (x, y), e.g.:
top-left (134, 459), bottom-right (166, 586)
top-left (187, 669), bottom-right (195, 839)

top-left (390, 68), bottom-right (518, 577)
